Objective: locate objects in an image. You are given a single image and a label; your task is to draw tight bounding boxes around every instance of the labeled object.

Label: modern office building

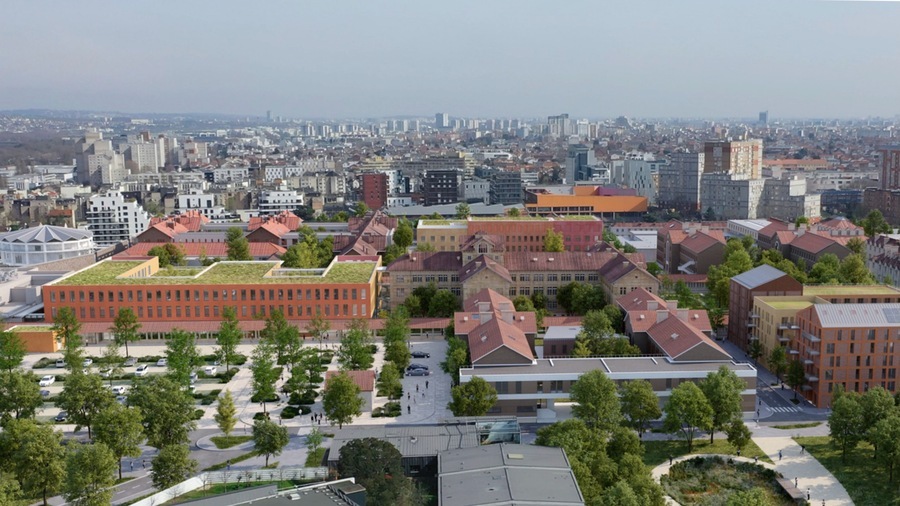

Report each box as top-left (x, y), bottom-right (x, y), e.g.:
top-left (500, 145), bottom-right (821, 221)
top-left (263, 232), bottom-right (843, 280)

top-left (488, 171), bottom-right (523, 205)
top-left (86, 190), bottom-right (151, 246)
top-left (42, 255), bottom-right (380, 325)
top-left (423, 169), bottom-right (463, 206)
top-left (564, 144), bottom-right (596, 183)
top-left (524, 187), bottom-right (648, 216)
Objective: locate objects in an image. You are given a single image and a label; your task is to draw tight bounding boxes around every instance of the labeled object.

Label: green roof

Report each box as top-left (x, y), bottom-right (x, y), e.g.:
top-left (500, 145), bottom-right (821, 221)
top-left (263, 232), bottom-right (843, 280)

top-left (470, 216), bottom-right (548, 221)
top-left (54, 260), bottom-right (376, 286)
top-left (760, 300), bottom-right (814, 310)
top-left (804, 285), bottom-right (900, 296)
top-left (9, 326), bottom-right (54, 333)
top-left (552, 215), bottom-right (598, 221)
top-left (417, 220), bottom-right (467, 227)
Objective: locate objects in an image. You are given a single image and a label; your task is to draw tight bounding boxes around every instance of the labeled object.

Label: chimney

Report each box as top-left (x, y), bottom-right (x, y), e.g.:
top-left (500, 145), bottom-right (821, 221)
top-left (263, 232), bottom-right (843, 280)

top-left (677, 309), bottom-right (689, 321)
top-left (666, 300), bottom-right (678, 311)
top-left (647, 301), bottom-right (658, 311)
top-left (656, 310), bottom-right (669, 323)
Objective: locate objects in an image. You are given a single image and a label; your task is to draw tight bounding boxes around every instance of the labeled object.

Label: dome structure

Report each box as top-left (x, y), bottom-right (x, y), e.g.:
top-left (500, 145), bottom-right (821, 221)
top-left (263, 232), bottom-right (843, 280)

top-left (0, 225), bottom-right (95, 266)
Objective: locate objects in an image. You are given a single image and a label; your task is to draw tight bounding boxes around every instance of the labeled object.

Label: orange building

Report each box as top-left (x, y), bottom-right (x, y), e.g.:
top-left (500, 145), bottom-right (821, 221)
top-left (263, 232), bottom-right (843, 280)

top-left (6, 326), bottom-right (62, 353)
top-left (525, 187), bottom-right (647, 216)
top-left (42, 255), bottom-right (380, 325)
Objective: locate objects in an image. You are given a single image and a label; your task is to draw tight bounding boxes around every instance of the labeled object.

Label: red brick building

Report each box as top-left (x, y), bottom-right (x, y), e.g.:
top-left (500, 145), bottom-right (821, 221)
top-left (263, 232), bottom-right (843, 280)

top-left (360, 173), bottom-right (388, 210)
top-left (729, 265), bottom-right (803, 351)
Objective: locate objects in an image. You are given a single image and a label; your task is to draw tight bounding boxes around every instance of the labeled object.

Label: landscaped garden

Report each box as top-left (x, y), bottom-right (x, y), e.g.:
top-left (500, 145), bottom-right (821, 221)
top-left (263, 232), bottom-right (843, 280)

top-left (795, 436), bottom-right (899, 506)
top-left (642, 438), bottom-right (772, 467)
top-left (661, 456), bottom-right (794, 506)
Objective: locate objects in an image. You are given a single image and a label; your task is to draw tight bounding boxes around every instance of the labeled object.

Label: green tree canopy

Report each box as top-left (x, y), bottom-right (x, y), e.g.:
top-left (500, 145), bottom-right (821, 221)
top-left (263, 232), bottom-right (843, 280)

top-left (0, 331), bottom-right (26, 373)
top-left (151, 445), bottom-right (197, 491)
top-left (14, 422), bottom-right (66, 505)
top-left (225, 226), bottom-right (251, 260)
top-left (428, 289), bottom-right (460, 317)
top-left (543, 228), bottom-right (565, 252)
top-left (250, 340), bottom-right (279, 413)
top-left (323, 371), bottom-right (363, 428)
top-left (619, 379), bottom-right (661, 434)
top-left (338, 438), bottom-right (420, 505)
top-left (216, 306), bottom-right (242, 371)
top-left (253, 418), bottom-right (290, 466)
top-left (570, 369), bottom-right (623, 433)
top-left (51, 307), bottom-right (84, 371)
top-left (0, 371), bottom-right (43, 424)
top-left (700, 365), bottom-right (745, 443)
top-left (93, 404), bottom-right (145, 480)
top-left (663, 382), bottom-right (713, 451)
top-left (448, 376), bottom-right (498, 417)
top-left (338, 320), bottom-right (374, 371)
top-left (861, 209), bottom-right (893, 236)
top-left (165, 329), bottom-right (200, 388)
top-left (128, 375), bottom-right (197, 449)
top-left (110, 308), bottom-right (141, 358)
top-left (829, 391), bottom-right (864, 461)
top-left (455, 202), bottom-right (471, 219)
top-left (63, 442), bottom-right (117, 506)
top-left (55, 372), bottom-right (114, 439)
top-left (393, 220), bottom-right (414, 249)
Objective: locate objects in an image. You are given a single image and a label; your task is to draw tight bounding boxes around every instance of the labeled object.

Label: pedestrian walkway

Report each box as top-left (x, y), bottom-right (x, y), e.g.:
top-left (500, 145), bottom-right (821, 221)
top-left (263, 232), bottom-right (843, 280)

top-left (753, 436), bottom-right (852, 506)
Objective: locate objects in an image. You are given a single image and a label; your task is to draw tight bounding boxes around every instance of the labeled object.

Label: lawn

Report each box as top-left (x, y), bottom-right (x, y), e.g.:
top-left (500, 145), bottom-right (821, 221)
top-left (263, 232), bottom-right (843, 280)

top-left (305, 448), bottom-right (326, 467)
top-left (203, 451), bottom-right (261, 471)
top-left (643, 438), bottom-right (773, 467)
top-left (772, 422), bottom-right (821, 430)
top-left (211, 435), bottom-right (253, 449)
top-left (795, 436), bottom-right (900, 506)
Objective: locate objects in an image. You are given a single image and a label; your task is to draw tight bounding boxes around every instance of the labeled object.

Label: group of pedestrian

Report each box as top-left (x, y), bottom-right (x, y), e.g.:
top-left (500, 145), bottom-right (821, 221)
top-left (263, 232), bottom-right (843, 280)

top-left (310, 412), bottom-right (324, 425)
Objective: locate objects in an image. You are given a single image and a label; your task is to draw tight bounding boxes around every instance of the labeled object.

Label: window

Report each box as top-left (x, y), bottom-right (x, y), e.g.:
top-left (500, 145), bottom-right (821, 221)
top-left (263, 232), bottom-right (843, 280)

top-left (496, 383), bottom-right (509, 394)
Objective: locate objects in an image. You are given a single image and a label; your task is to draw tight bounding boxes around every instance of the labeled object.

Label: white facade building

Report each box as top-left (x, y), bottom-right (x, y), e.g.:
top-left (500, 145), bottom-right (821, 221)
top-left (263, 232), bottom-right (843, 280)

top-left (700, 173), bottom-right (765, 220)
top-left (86, 191), bottom-right (150, 246)
top-left (176, 190), bottom-right (226, 218)
top-left (213, 166), bottom-right (249, 184)
top-left (258, 190), bottom-right (302, 215)
top-left (0, 226), bottom-right (95, 266)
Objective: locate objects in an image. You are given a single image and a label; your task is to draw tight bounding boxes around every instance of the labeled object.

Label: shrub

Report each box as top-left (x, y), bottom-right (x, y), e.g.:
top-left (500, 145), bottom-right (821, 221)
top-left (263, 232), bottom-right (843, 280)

top-left (192, 409), bottom-right (204, 420)
top-left (281, 406), bottom-right (299, 419)
top-left (252, 412), bottom-right (272, 421)
top-left (383, 401), bottom-right (401, 417)
top-left (368, 344), bottom-right (378, 354)
top-left (32, 358), bottom-right (55, 369)
top-left (250, 392), bottom-right (279, 403)
top-left (288, 390), bottom-right (317, 405)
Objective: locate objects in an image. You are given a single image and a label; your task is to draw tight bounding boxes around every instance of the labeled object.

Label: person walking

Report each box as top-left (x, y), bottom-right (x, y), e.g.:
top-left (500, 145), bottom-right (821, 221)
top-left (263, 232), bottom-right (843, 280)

top-left (407, 405), bottom-right (411, 414)
top-left (426, 380), bottom-right (429, 389)
top-left (779, 450), bottom-right (782, 460)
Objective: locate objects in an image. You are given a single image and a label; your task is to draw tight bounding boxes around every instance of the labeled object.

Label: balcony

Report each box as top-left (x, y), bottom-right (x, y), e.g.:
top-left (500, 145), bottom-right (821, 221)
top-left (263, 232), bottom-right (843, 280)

top-left (801, 331), bottom-right (821, 343)
top-left (788, 348), bottom-right (800, 355)
top-left (747, 322), bottom-right (757, 328)
top-left (778, 323), bottom-right (800, 330)
top-left (805, 374), bottom-right (819, 382)
top-left (807, 349), bottom-right (820, 356)
top-left (803, 359), bottom-right (814, 365)
top-left (749, 312), bottom-right (760, 319)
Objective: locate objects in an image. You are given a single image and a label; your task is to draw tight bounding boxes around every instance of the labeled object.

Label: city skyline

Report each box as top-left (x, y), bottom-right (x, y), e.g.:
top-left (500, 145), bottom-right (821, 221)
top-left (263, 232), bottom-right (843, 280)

top-left (2, 0), bottom-right (899, 119)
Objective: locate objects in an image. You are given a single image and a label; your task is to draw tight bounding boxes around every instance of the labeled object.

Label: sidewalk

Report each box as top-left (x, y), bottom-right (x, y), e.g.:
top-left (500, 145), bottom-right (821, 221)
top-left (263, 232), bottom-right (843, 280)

top-left (753, 436), bottom-right (852, 506)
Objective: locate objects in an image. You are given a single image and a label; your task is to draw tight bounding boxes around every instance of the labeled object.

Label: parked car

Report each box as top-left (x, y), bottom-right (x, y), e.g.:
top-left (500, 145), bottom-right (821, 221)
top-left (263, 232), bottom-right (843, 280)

top-left (189, 372), bottom-right (198, 384)
top-left (406, 368), bottom-right (431, 377)
top-left (40, 389), bottom-right (50, 397)
top-left (55, 359), bottom-right (66, 368)
top-left (411, 351), bottom-right (430, 359)
top-left (55, 411), bottom-right (68, 422)
top-left (406, 363), bottom-right (429, 372)
top-left (123, 357), bottom-right (137, 367)
top-left (157, 358), bottom-right (168, 367)
top-left (109, 385), bottom-right (127, 395)
top-left (115, 395), bottom-right (127, 404)
top-left (99, 368), bottom-right (112, 378)
top-left (203, 365), bottom-right (217, 375)
top-left (82, 358), bottom-right (93, 367)
top-left (39, 375), bottom-right (56, 387)
top-left (134, 365), bottom-right (149, 377)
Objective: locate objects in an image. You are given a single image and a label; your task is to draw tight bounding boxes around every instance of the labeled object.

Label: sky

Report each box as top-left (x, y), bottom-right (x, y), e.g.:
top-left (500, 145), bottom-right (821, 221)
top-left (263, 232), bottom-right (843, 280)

top-left (1, 0), bottom-right (898, 119)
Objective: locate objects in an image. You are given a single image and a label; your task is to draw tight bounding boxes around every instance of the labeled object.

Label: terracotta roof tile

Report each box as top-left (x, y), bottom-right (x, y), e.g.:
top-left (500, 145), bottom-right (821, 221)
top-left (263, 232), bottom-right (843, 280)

top-left (467, 317), bottom-right (534, 364)
top-left (326, 370), bottom-right (375, 392)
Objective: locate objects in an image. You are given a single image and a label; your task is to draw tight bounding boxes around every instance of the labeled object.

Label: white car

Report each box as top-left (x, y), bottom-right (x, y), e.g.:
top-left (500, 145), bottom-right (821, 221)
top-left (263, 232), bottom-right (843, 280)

top-left (55, 359), bottom-right (66, 368)
top-left (99, 368), bottom-right (112, 378)
top-left (109, 385), bottom-right (127, 395)
top-left (203, 365), bottom-right (217, 375)
top-left (156, 359), bottom-right (168, 367)
top-left (39, 375), bottom-right (56, 387)
top-left (134, 365), bottom-right (149, 377)
top-left (82, 358), bottom-right (93, 367)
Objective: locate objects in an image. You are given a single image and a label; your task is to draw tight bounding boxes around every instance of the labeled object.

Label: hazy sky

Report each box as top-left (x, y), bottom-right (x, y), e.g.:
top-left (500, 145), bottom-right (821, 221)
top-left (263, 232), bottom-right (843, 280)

top-left (1, 0), bottom-right (898, 119)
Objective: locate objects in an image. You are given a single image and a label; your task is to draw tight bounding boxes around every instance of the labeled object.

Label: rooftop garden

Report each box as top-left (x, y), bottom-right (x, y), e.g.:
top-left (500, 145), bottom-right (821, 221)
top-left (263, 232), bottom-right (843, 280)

top-left (417, 220), bottom-right (466, 227)
top-left (763, 300), bottom-right (814, 310)
top-left (54, 260), bottom-right (375, 286)
top-left (470, 216), bottom-right (548, 221)
top-left (10, 326), bottom-right (54, 333)
top-left (804, 285), bottom-right (900, 295)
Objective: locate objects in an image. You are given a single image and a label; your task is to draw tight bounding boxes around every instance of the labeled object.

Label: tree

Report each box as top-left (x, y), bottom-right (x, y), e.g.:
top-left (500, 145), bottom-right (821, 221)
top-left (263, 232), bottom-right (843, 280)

top-left (768, 346), bottom-right (788, 382)
top-left (448, 376), bottom-right (498, 417)
top-left (700, 365), bottom-right (745, 443)
top-left (338, 319), bottom-right (374, 371)
top-left (543, 228), bottom-right (565, 252)
top-left (786, 359), bottom-right (806, 401)
top-left (215, 390), bottom-right (237, 437)
top-left (870, 413), bottom-right (900, 481)
top-left (225, 226), bottom-right (251, 260)
top-left (535, 419), bottom-right (611, 502)
top-left (0, 371), bottom-right (43, 423)
top-left (151, 445), bottom-right (197, 491)
top-left (427, 289), bottom-right (459, 317)
top-left (455, 202), bottom-right (471, 219)
top-left (0, 472), bottom-right (20, 505)
top-left (861, 209), bottom-right (893, 237)
top-left (706, 239), bottom-right (754, 306)
top-left (809, 253), bottom-right (841, 284)
top-left (306, 311), bottom-right (330, 346)
top-left (663, 382), bottom-right (713, 451)
top-left (306, 427), bottom-right (323, 454)
top-left (216, 307), bottom-right (242, 372)
top-left (100, 341), bottom-right (124, 386)
top-left (354, 201), bottom-right (369, 217)
top-left (63, 442), bottom-right (116, 506)
top-left (93, 404), bottom-right (145, 480)
top-left (338, 438), bottom-right (419, 505)
top-left (570, 284), bottom-right (607, 316)
top-left (507, 207), bottom-right (521, 217)
top-left (382, 243), bottom-right (405, 265)
top-left (725, 420), bottom-right (752, 455)
top-left (147, 243), bottom-right (185, 268)
top-left (598, 481), bottom-right (641, 506)
top-left (55, 372), bottom-right (114, 438)
top-left (747, 339), bottom-right (763, 362)
top-left (829, 392), bottom-right (863, 462)
top-left (0, 331), bottom-right (26, 373)
top-left (415, 241), bottom-right (435, 252)
top-left (165, 329), bottom-right (200, 387)
top-left (51, 307), bottom-right (84, 371)
top-left (647, 262), bottom-right (662, 276)
top-left (263, 310), bottom-right (302, 370)
top-left (570, 369), bottom-right (623, 432)
top-left (620, 380), bottom-right (661, 434)
top-left (253, 418), bottom-right (290, 466)
top-left (846, 237), bottom-right (865, 255)
top-left (128, 376), bottom-right (197, 449)
top-left (393, 220), bottom-right (414, 249)
top-left (603, 304), bottom-right (626, 333)
top-left (382, 308), bottom-right (411, 370)
top-left (860, 386), bottom-right (897, 458)
top-left (250, 340), bottom-right (278, 414)
top-left (441, 337), bottom-right (469, 386)
top-left (322, 372), bottom-right (363, 428)
top-left (14, 423), bottom-right (66, 505)
top-left (280, 242), bottom-right (319, 268)
top-left (725, 488), bottom-right (770, 506)
top-left (377, 362), bottom-right (403, 399)
top-left (839, 253), bottom-right (875, 284)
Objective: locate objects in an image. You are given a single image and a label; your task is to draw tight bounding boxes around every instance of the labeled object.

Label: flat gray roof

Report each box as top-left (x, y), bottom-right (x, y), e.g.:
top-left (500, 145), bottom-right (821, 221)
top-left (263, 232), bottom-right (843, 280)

top-left (438, 444), bottom-right (584, 506)
top-left (543, 326), bottom-right (582, 340)
top-left (461, 357), bottom-right (755, 379)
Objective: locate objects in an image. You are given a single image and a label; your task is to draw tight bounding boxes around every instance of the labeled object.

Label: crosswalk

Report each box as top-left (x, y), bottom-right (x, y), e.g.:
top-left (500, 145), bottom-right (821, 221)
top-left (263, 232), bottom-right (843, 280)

top-left (769, 406), bottom-right (800, 413)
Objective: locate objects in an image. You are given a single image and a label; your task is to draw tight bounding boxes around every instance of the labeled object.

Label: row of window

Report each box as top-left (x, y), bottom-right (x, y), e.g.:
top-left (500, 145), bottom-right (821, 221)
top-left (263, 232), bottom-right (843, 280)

top-left (51, 287), bottom-right (367, 304)
top-left (54, 302), bottom-right (368, 320)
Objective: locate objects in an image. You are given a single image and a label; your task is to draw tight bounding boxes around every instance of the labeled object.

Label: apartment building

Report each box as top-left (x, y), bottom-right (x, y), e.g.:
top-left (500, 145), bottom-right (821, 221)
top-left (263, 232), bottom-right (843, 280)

top-left (867, 234), bottom-right (900, 285)
top-left (423, 169), bottom-right (463, 206)
top-left (258, 190), bottom-right (302, 215)
top-left (729, 265), bottom-right (803, 352)
top-left (703, 139), bottom-right (763, 179)
top-left (657, 152), bottom-right (704, 212)
top-left (416, 216), bottom-right (604, 253)
top-left (700, 173), bottom-right (765, 220)
top-left (488, 171), bottom-right (523, 205)
top-left (86, 190), bottom-right (151, 246)
top-left (360, 173), bottom-right (388, 210)
top-left (43, 256), bottom-right (380, 325)
top-left (387, 234), bottom-right (657, 311)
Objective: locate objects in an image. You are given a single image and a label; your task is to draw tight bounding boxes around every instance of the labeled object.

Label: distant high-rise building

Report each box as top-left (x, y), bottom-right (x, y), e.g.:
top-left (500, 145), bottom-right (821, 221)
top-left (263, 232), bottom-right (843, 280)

top-left (423, 169), bottom-right (462, 206)
top-left (488, 171), bottom-right (523, 205)
top-left (658, 152), bottom-right (704, 212)
top-left (435, 112), bottom-right (450, 129)
top-left (547, 113), bottom-right (571, 138)
top-left (360, 173), bottom-right (388, 210)
top-left (758, 111), bottom-right (768, 125)
top-left (76, 130), bottom-right (126, 187)
top-left (565, 144), bottom-right (596, 183)
top-left (87, 190), bottom-right (150, 246)
top-left (879, 146), bottom-right (900, 190)
top-left (703, 139), bottom-right (763, 179)
top-left (266, 110), bottom-right (272, 122)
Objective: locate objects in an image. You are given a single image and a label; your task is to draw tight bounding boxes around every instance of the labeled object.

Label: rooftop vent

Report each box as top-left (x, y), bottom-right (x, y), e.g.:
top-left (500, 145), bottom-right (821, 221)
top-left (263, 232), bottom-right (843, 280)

top-left (548, 258), bottom-right (555, 262)
top-left (481, 335), bottom-right (488, 342)
top-left (639, 315), bottom-right (645, 320)
top-left (693, 314), bottom-right (699, 319)
top-left (410, 437), bottom-right (417, 444)
top-left (463, 317), bottom-right (468, 322)
top-left (671, 333), bottom-right (679, 340)
top-left (532, 257), bottom-right (538, 262)
top-left (519, 316), bottom-right (525, 321)
top-left (507, 453), bottom-right (524, 460)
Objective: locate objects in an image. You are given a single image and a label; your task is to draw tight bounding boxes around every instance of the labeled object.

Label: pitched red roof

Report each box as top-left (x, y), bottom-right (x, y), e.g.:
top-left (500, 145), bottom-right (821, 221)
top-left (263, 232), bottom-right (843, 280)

top-left (248, 210), bottom-right (302, 232)
top-left (386, 251), bottom-right (461, 271)
top-left (326, 370), bottom-right (375, 392)
top-left (459, 255), bottom-right (512, 284)
top-left (680, 231), bottom-right (725, 255)
top-left (501, 251), bottom-right (617, 272)
top-left (467, 317), bottom-right (534, 364)
top-left (644, 314), bottom-right (728, 360)
top-left (616, 287), bottom-right (666, 311)
top-left (790, 232), bottom-right (840, 255)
